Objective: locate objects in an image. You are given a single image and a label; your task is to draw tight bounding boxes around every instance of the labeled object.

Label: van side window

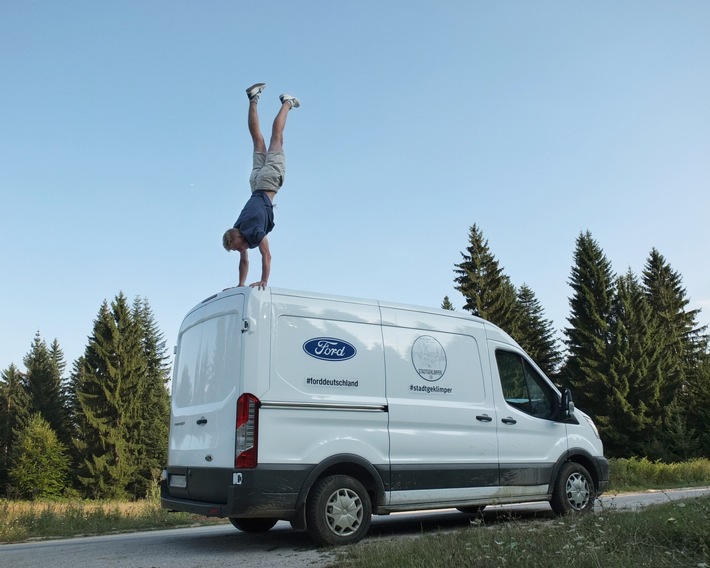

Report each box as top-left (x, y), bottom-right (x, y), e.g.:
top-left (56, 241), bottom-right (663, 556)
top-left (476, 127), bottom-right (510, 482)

top-left (495, 350), bottom-right (555, 419)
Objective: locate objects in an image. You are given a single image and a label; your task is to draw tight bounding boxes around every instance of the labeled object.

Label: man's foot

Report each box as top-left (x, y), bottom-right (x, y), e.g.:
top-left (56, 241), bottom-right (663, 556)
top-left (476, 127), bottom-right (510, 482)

top-left (279, 94), bottom-right (300, 109)
top-left (246, 83), bottom-right (266, 101)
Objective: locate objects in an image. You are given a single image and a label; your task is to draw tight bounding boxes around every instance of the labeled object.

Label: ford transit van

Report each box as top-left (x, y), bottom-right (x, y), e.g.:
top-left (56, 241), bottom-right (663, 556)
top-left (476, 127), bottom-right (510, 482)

top-left (161, 287), bottom-right (609, 545)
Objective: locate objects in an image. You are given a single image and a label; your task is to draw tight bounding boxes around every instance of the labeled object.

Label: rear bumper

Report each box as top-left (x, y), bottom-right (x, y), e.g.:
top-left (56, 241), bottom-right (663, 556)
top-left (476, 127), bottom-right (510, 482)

top-left (161, 464), bottom-right (312, 519)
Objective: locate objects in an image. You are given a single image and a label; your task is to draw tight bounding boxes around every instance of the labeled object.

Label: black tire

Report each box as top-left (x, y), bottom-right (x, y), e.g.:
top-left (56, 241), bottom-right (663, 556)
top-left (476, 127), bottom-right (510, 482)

top-left (229, 517), bottom-right (278, 532)
top-left (306, 475), bottom-right (372, 546)
top-left (456, 505), bottom-right (486, 515)
top-left (550, 462), bottom-right (594, 514)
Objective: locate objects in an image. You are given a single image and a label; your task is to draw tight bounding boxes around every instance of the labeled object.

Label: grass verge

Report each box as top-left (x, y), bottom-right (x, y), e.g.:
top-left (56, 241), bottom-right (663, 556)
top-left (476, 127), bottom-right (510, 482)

top-left (329, 496), bottom-right (710, 568)
top-left (0, 498), bottom-right (224, 543)
top-left (609, 457), bottom-right (710, 491)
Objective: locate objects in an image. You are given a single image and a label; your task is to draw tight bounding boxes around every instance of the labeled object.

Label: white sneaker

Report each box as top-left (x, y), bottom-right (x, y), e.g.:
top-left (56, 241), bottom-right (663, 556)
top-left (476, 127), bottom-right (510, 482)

top-left (246, 83), bottom-right (266, 101)
top-left (279, 94), bottom-right (300, 108)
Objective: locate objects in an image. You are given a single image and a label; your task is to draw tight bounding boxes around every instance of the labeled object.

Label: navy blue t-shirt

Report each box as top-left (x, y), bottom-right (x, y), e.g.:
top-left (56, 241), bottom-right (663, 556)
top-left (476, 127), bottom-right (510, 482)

top-left (233, 190), bottom-right (275, 248)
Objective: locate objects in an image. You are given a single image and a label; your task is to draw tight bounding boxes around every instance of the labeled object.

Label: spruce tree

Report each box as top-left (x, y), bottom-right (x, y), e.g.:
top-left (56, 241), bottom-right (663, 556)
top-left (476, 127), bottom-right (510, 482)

top-left (642, 248), bottom-right (709, 458)
top-left (0, 364), bottom-right (31, 495)
top-left (50, 339), bottom-right (72, 442)
top-left (9, 414), bottom-right (69, 499)
top-left (454, 224), bottom-right (519, 335)
top-left (686, 353), bottom-right (710, 456)
top-left (599, 271), bottom-right (670, 457)
top-left (642, 248), bottom-right (708, 392)
top-left (22, 334), bottom-right (70, 448)
top-left (515, 284), bottom-right (562, 378)
top-left (441, 296), bottom-right (455, 311)
top-left (74, 294), bottom-right (145, 498)
top-left (73, 293), bottom-right (171, 498)
top-left (66, 356), bottom-right (85, 490)
top-left (683, 357), bottom-right (710, 459)
top-left (129, 297), bottom-right (171, 497)
top-left (561, 231), bottom-right (615, 418)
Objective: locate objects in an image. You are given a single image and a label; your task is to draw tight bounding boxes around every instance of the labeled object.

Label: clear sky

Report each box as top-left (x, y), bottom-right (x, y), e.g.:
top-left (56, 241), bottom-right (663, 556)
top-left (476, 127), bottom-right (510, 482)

top-left (2, 1), bottom-right (709, 374)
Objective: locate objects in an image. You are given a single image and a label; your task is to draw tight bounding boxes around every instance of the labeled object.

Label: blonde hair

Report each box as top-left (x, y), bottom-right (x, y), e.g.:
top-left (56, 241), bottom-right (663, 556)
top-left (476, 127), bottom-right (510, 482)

top-left (222, 228), bottom-right (240, 250)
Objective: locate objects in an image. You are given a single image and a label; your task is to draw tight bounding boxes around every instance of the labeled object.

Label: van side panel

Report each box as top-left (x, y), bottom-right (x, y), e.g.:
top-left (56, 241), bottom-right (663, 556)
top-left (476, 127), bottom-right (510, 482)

top-left (257, 293), bottom-right (389, 470)
top-left (380, 307), bottom-right (499, 506)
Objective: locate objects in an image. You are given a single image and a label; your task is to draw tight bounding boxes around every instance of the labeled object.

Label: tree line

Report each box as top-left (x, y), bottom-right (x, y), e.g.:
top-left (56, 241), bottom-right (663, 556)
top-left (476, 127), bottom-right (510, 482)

top-left (0, 293), bottom-right (170, 499)
top-left (1, 225), bottom-right (708, 499)
top-left (450, 225), bottom-right (710, 461)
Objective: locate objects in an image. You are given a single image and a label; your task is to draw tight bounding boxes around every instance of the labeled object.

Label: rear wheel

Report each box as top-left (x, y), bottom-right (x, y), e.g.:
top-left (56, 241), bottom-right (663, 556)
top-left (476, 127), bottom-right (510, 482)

top-left (550, 462), bottom-right (594, 514)
top-left (306, 475), bottom-right (372, 545)
top-left (229, 517), bottom-right (278, 532)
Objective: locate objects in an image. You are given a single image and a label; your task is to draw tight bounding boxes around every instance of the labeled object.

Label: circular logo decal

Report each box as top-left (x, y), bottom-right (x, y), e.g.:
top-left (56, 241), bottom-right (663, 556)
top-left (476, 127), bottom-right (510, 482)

top-left (411, 335), bottom-right (447, 382)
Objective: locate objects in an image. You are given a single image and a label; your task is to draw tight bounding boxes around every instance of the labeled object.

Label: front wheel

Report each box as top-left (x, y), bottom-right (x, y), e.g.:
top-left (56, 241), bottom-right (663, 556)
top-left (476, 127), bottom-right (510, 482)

top-left (306, 475), bottom-right (372, 545)
top-left (550, 462), bottom-right (594, 514)
top-left (229, 517), bottom-right (278, 532)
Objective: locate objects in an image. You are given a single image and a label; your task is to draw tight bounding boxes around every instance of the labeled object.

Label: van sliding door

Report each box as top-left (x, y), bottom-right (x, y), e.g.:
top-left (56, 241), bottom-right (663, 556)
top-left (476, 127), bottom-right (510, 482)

top-left (382, 316), bottom-right (499, 507)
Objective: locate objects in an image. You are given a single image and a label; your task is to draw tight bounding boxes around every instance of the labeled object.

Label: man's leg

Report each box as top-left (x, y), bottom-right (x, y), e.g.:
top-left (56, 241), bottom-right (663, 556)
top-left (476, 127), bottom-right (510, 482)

top-left (268, 94), bottom-right (300, 153)
top-left (246, 83), bottom-right (267, 153)
top-left (249, 100), bottom-right (267, 154)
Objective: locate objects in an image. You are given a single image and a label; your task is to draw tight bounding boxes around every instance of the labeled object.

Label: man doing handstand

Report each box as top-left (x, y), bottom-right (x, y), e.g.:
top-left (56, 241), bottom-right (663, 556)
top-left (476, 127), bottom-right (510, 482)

top-left (222, 83), bottom-right (300, 289)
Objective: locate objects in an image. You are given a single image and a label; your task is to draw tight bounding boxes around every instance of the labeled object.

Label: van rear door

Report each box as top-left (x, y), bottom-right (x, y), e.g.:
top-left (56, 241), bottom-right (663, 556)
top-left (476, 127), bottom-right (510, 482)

top-left (168, 293), bottom-right (245, 470)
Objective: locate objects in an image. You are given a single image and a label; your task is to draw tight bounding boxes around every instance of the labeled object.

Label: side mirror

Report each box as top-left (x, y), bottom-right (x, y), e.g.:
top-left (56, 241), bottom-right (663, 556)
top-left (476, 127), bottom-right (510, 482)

top-left (561, 388), bottom-right (575, 419)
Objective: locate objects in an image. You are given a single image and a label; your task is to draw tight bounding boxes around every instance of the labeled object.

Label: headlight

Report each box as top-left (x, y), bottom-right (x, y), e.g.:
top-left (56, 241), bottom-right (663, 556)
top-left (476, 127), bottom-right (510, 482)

top-left (583, 414), bottom-right (601, 439)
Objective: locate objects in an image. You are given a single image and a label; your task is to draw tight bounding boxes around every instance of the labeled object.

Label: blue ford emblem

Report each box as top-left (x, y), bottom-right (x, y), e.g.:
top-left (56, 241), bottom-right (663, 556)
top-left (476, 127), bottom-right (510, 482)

top-left (303, 338), bottom-right (356, 361)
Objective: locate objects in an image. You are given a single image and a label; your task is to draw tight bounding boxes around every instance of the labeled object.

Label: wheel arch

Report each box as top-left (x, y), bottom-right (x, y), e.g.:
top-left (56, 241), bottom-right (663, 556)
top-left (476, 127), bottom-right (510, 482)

top-left (295, 454), bottom-right (386, 512)
top-left (549, 449), bottom-right (603, 496)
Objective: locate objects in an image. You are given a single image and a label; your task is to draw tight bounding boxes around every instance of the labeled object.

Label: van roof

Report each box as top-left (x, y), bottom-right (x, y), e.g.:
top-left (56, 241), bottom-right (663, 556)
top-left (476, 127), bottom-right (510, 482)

top-left (197, 286), bottom-right (515, 341)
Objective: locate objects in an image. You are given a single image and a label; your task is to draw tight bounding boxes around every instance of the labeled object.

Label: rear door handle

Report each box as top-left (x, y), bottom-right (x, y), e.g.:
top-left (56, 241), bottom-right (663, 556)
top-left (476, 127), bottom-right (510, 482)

top-left (196, 418), bottom-right (208, 425)
top-left (501, 417), bottom-right (517, 425)
top-left (476, 414), bottom-right (493, 422)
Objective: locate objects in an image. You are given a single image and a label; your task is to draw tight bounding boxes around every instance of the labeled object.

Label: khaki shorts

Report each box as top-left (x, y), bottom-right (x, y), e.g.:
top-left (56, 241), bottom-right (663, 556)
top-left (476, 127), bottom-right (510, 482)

top-left (250, 151), bottom-right (286, 193)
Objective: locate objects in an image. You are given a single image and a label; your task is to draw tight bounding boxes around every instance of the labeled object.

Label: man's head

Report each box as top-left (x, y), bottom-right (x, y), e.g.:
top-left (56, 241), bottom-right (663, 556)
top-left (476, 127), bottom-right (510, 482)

top-left (223, 228), bottom-right (248, 252)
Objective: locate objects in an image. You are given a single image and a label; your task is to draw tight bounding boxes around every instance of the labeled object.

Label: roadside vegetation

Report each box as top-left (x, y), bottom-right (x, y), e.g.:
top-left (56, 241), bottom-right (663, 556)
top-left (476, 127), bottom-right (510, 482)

top-left (0, 497), bottom-right (223, 543)
top-left (1, 458), bottom-right (709, 546)
top-left (609, 457), bottom-right (710, 491)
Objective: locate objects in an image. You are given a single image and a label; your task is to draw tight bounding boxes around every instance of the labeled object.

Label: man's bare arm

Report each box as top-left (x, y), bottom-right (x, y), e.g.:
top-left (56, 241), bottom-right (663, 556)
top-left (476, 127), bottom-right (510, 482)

top-left (250, 236), bottom-right (271, 290)
top-left (238, 250), bottom-right (249, 287)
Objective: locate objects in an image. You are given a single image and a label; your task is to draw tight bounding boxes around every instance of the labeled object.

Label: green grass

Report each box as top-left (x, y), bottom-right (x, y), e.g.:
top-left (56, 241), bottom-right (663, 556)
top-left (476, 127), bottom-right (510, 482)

top-left (326, 458), bottom-right (710, 568)
top-left (329, 496), bottom-right (710, 568)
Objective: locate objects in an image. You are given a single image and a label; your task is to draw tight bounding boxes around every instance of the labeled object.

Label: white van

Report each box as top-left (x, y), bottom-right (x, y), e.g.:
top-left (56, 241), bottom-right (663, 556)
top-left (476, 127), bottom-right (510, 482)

top-left (161, 287), bottom-right (609, 545)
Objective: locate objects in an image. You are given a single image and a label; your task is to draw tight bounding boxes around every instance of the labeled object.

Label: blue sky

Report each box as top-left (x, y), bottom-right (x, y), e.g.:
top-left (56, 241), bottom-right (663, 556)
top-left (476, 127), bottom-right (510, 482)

top-left (2, 1), bottom-right (709, 373)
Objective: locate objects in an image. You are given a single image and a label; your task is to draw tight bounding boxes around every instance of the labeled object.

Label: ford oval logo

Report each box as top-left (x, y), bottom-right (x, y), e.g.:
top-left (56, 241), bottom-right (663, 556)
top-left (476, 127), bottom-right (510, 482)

top-left (303, 338), bottom-right (356, 361)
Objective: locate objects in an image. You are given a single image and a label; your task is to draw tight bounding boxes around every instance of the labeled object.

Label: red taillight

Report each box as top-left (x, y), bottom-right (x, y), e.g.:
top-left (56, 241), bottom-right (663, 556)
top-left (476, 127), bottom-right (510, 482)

top-left (236, 393), bottom-right (259, 468)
